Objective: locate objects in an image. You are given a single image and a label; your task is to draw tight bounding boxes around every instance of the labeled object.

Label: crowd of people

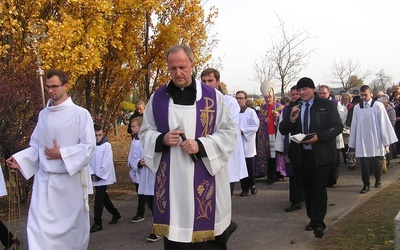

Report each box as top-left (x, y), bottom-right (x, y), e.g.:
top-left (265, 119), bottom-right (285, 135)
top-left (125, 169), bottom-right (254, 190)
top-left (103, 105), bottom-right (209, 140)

top-left (2, 45), bottom-right (400, 249)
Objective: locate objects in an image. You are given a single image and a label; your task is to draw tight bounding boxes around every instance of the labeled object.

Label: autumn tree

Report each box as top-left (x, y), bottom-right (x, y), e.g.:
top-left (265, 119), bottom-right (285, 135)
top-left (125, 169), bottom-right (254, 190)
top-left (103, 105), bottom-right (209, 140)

top-left (1, 0), bottom-right (218, 136)
top-left (370, 69), bottom-right (393, 93)
top-left (328, 59), bottom-right (370, 91)
top-left (254, 16), bottom-right (314, 97)
top-left (74, 0), bottom-right (218, 133)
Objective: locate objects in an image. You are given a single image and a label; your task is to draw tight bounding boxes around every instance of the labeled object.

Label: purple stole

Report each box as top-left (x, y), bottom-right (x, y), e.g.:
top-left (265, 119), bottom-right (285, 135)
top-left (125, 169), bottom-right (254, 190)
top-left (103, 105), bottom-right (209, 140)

top-left (152, 83), bottom-right (217, 242)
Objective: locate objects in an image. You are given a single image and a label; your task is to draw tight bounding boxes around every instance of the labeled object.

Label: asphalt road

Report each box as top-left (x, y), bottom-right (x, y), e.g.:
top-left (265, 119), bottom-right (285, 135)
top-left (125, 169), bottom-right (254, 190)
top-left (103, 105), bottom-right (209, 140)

top-left (8, 160), bottom-right (400, 250)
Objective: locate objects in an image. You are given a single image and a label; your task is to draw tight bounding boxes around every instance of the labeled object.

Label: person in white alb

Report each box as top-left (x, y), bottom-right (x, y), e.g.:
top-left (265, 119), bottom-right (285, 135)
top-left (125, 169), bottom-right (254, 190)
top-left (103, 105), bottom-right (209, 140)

top-left (6, 69), bottom-right (96, 249)
top-left (201, 68), bottom-right (248, 196)
top-left (235, 90), bottom-right (260, 197)
top-left (349, 85), bottom-right (398, 194)
top-left (89, 124), bottom-right (121, 233)
top-left (129, 116), bottom-right (162, 242)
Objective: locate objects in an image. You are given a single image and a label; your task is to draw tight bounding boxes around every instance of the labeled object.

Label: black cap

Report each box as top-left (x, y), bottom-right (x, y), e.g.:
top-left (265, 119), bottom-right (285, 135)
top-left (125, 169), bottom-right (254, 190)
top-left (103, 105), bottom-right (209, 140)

top-left (296, 77), bottom-right (315, 89)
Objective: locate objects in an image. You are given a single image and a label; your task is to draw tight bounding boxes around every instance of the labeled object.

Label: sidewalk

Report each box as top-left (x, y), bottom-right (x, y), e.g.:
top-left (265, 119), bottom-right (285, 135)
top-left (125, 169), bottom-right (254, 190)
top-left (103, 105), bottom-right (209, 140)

top-left (8, 161), bottom-right (400, 249)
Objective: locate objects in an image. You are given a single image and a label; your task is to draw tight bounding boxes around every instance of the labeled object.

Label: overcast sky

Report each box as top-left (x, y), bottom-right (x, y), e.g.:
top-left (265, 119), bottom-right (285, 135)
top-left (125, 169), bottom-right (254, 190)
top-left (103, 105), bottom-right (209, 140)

top-left (204, 0), bottom-right (400, 95)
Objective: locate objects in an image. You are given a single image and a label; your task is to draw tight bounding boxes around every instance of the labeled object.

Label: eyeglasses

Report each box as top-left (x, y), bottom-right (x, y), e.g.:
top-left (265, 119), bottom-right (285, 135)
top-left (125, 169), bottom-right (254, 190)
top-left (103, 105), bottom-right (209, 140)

top-left (236, 97), bottom-right (245, 100)
top-left (44, 84), bottom-right (63, 90)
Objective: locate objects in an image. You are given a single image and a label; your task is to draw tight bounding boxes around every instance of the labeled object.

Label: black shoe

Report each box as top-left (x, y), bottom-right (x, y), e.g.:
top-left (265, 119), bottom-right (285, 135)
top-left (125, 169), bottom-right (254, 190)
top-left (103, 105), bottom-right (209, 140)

top-left (360, 186), bottom-right (370, 194)
top-left (250, 185), bottom-right (257, 195)
top-left (266, 179), bottom-right (274, 184)
top-left (313, 227), bottom-right (324, 238)
top-left (240, 190), bottom-right (249, 197)
top-left (90, 224), bottom-right (103, 233)
top-left (305, 223), bottom-right (314, 231)
top-left (285, 203), bottom-right (301, 212)
top-left (375, 181), bottom-right (382, 188)
top-left (130, 214), bottom-right (145, 223)
top-left (109, 214), bottom-right (121, 225)
top-left (147, 234), bottom-right (163, 242)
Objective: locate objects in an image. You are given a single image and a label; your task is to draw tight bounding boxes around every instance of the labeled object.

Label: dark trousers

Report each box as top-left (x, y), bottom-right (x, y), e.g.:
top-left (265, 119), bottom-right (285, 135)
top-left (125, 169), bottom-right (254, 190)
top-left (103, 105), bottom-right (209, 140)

top-left (289, 164), bottom-right (304, 204)
top-left (359, 157), bottom-right (381, 186)
top-left (145, 195), bottom-right (154, 214)
top-left (163, 221), bottom-right (236, 250)
top-left (327, 149), bottom-right (340, 185)
top-left (230, 182), bottom-right (235, 196)
top-left (267, 158), bottom-right (277, 180)
top-left (135, 183), bottom-right (151, 216)
top-left (301, 150), bottom-right (330, 229)
top-left (94, 185), bottom-right (120, 226)
top-left (0, 220), bottom-right (13, 247)
top-left (240, 157), bottom-right (255, 192)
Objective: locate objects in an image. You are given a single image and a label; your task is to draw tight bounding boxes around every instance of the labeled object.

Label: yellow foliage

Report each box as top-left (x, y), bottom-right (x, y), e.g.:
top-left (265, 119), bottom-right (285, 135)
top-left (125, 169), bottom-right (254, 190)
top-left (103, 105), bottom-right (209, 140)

top-left (0, 0), bottom-right (218, 133)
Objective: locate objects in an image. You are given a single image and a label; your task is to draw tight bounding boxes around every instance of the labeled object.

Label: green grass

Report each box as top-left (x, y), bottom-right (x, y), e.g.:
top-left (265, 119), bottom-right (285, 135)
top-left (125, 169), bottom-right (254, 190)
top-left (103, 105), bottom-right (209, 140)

top-left (315, 178), bottom-right (400, 249)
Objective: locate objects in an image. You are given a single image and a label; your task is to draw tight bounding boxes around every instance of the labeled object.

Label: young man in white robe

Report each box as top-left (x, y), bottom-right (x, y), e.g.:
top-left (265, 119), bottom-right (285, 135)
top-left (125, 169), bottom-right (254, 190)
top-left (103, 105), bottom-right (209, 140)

top-left (235, 90), bottom-right (260, 197)
top-left (6, 69), bottom-right (96, 250)
top-left (89, 124), bottom-right (121, 233)
top-left (139, 45), bottom-right (237, 249)
top-left (349, 85), bottom-right (398, 194)
top-left (200, 68), bottom-right (248, 196)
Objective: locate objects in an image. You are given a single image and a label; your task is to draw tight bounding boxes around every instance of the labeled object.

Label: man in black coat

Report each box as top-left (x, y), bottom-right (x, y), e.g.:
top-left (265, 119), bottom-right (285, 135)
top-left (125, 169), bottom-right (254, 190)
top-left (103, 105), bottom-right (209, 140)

top-left (279, 77), bottom-right (343, 238)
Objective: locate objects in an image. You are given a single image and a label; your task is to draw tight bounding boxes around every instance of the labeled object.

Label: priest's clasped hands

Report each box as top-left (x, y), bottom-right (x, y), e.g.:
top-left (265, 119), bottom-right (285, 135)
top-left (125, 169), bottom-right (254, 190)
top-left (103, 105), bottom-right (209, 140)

top-left (163, 129), bottom-right (199, 156)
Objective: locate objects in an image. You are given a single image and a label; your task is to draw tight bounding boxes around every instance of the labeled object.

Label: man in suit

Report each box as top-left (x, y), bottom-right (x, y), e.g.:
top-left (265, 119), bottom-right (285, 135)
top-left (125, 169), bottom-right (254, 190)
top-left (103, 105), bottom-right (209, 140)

top-left (279, 77), bottom-right (343, 238)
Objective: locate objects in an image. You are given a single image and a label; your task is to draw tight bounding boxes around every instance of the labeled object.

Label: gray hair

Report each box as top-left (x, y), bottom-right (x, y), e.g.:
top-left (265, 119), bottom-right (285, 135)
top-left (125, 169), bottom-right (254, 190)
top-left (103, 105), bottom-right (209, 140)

top-left (166, 45), bottom-right (194, 63)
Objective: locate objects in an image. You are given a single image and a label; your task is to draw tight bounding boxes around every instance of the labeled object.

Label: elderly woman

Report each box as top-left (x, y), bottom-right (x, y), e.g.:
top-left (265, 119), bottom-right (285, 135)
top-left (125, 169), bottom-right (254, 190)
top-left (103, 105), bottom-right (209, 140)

top-left (341, 92), bottom-right (353, 110)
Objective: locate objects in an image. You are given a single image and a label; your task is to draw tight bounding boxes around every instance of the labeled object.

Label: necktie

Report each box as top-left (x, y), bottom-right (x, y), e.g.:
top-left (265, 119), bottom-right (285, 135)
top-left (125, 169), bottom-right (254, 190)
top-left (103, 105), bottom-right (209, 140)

top-left (365, 102), bottom-right (369, 108)
top-left (303, 102), bottom-right (309, 134)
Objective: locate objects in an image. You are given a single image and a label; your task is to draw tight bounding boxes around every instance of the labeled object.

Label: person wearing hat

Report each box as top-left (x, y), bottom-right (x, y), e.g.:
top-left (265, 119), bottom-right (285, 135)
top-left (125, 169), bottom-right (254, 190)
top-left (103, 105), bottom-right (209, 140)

top-left (279, 77), bottom-right (343, 238)
top-left (257, 81), bottom-right (283, 184)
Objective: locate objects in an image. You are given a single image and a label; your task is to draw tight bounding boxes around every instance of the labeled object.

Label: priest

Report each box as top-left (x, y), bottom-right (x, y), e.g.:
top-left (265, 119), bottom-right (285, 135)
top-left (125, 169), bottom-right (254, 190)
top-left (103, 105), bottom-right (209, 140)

top-left (139, 45), bottom-right (237, 249)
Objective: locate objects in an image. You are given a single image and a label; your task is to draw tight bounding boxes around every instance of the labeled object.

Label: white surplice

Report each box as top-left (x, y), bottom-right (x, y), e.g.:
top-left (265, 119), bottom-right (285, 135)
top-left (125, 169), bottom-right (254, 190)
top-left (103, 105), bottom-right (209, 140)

top-left (127, 139), bottom-right (142, 184)
top-left (0, 164), bottom-right (6, 197)
top-left (90, 141), bottom-right (116, 186)
top-left (335, 101), bottom-right (347, 149)
top-left (224, 95), bottom-right (248, 182)
top-left (129, 139), bottom-right (154, 195)
top-left (12, 97), bottom-right (96, 250)
top-left (139, 81), bottom-right (237, 243)
top-left (349, 101), bottom-right (398, 157)
top-left (238, 108), bottom-right (260, 158)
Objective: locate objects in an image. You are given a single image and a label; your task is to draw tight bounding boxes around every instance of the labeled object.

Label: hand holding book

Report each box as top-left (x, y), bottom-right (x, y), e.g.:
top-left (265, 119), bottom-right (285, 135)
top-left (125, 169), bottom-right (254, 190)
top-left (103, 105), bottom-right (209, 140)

top-left (290, 132), bottom-right (317, 144)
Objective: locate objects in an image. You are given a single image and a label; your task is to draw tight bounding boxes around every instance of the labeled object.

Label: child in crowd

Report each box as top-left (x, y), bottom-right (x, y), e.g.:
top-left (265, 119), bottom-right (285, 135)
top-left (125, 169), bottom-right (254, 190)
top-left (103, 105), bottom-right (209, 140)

top-left (128, 117), bottom-right (161, 242)
top-left (90, 124), bottom-right (121, 233)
